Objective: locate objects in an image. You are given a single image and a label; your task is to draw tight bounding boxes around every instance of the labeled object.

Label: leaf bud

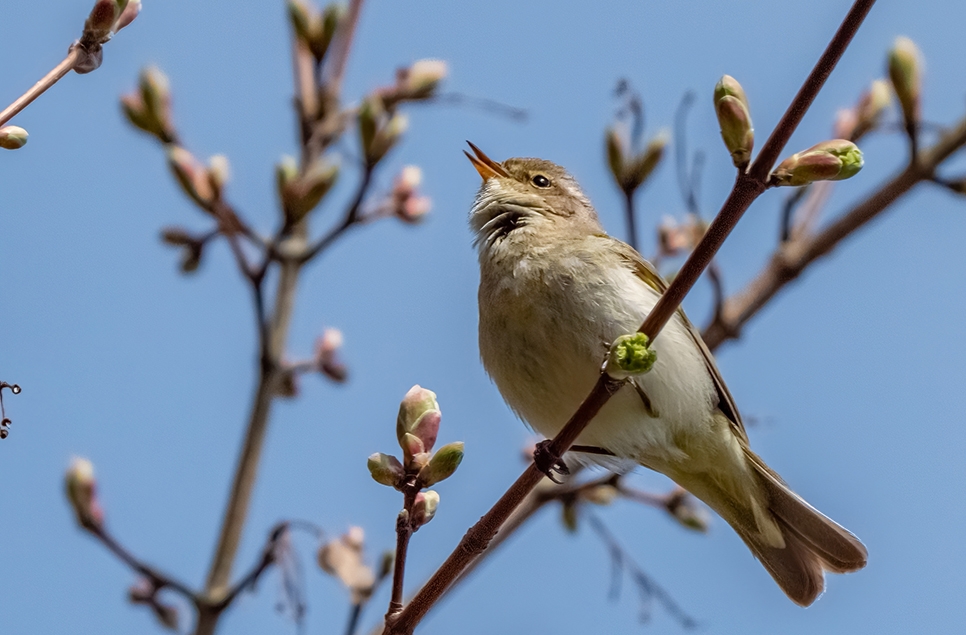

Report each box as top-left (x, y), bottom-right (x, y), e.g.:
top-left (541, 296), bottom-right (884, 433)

top-left (0, 126), bottom-right (29, 150)
top-left (851, 79), bottom-right (892, 141)
top-left (167, 146), bottom-right (215, 207)
top-left (665, 489), bottom-right (710, 533)
top-left (714, 75), bottom-right (754, 168)
top-left (396, 59), bottom-right (448, 100)
top-left (83, 0), bottom-right (121, 44)
top-left (604, 333), bottom-right (657, 380)
top-left (888, 36), bottom-right (922, 130)
top-left (114, 0), bottom-right (140, 32)
top-left (366, 113), bottom-right (407, 166)
top-left (367, 452), bottom-right (405, 488)
top-left (281, 159), bottom-right (340, 224)
top-left (65, 457), bottom-right (103, 530)
top-left (770, 139), bottom-right (863, 187)
top-left (396, 385), bottom-right (440, 454)
top-left (621, 132), bottom-right (667, 192)
top-left (417, 441), bottom-right (464, 487)
top-left (411, 490), bottom-right (439, 529)
top-left (605, 127), bottom-right (626, 186)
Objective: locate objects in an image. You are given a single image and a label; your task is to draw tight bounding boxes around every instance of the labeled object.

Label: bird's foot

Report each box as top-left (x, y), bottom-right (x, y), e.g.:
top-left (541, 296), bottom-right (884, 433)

top-left (533, 440), bottom-right (570, 483)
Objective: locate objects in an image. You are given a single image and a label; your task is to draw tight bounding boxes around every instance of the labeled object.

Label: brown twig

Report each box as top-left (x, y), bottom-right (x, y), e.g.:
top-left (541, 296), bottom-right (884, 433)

top-left (702, 112), bottom-right (966, 351)
top-left (88, 524), bottom-right (198, 603)
top-left (0, 47), bottom-right (82, 128)
top-left (622, 189), bottom-right (639, 251)
top-left (386, 480), bottom-right (420, 619)
top-left (196, 4), bottom-right (370, 631)
top-left (382, 3), bottom-right (875, 632)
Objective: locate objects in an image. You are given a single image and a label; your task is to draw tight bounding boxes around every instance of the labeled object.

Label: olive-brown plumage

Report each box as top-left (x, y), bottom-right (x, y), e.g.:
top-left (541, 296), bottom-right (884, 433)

top-left (467, 144), bottom-right (867, 605)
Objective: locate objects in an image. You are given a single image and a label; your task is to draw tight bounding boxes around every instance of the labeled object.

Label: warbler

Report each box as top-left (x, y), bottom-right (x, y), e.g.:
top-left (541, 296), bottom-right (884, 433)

top-left (465, 142), bottom-right (867, 606)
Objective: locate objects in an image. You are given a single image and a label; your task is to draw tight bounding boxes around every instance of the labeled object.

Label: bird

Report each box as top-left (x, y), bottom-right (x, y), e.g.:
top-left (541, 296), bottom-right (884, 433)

top-left (464, 142), bottom-right (867, 606)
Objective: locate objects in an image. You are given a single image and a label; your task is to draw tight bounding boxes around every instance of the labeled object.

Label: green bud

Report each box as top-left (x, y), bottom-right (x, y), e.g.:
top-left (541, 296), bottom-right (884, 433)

top-left (770, 139), bottom-right (864, 187)
top-left (605, 127), bottom-right (625, 187)
top-left (851, 79), bottom-right (892, 141)
top-left (621, 132), bottom-right (667, 192)
top-left (357, 96), bottom-right (383, 161)
top-left (287, 0), bottom-right (315, 45)
top-left (396, 385), bottom-right (440, 453)
top-left (714, 75), bottom-right (754, 167)
top-left (276, 155), bottom-right (299, 201)
top-left (417, 441), bottom-right (464, 487)
top-left (167, 146), bottom-right (215, 208)
top-left (367, 452), bottom-right (404, 488)
top-left (114, 0), bottom-right (140, 32)
top-left (604, 333), bottom-right (657, 380)
top-left (280, 158), bottom-right (340, 223)
top-left (0, 126), bottom-right (29, 150)
top-left (411, 490), bottom-right (439, 528)
top-left (366, 113), bottom-right (407, 166)
top-left (207, 154), bottom-right (231, 195)
top-left (316, 5), bottom-right (345, 60)
top-left (888, 36), bottom-right (922, 129)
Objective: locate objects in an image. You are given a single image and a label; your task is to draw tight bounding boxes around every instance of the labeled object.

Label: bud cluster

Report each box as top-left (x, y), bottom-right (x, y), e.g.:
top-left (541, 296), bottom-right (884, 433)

top-left (288, 0), bottom-right (345, 62)
top-left (604, 333), bottom-right (658, 380)
top-left (276, 155), bottom-right (341, 225)
top-left (121, 67), bottom-right (177, 144)
top-left (367, 385), bottom-right (465, 531)
top-left (358, 96), bottom-right (408, 167)
top-left (167, 147), bottom-right (231, 211)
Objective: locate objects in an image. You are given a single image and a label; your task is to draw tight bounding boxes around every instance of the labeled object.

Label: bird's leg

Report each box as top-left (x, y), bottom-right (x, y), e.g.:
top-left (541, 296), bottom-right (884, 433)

top-left (532, 440), bottom-right (570, 483)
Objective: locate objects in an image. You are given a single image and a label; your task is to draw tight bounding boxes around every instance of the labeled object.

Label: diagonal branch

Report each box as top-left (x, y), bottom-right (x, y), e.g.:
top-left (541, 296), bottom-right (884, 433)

top-left (382, 2), bottom-right (876, 632)
top-left (0, 47), bottom-right (82, 127)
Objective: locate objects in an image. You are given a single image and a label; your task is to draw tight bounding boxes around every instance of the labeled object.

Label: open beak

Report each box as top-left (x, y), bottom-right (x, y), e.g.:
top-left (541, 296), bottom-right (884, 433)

top-left (464, 141), bottom-right (509, 181)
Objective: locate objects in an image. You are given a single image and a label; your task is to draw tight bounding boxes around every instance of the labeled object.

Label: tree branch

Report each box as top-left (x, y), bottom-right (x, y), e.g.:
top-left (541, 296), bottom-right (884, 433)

top-left (702, 112), bottom-right (966, 350)
top-left (0, 47), bottom-right (81, 127)
top-left (382, 2), bottom-right (875, 632)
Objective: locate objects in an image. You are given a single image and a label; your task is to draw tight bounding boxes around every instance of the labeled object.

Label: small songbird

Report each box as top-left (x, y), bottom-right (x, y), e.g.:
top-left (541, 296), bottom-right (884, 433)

top-left (465, 142), bottom-right (867, 606)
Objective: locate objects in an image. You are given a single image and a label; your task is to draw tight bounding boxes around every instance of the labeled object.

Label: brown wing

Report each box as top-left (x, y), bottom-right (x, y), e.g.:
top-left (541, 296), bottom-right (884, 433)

top-left (605, 236), bottom-right (749, 443)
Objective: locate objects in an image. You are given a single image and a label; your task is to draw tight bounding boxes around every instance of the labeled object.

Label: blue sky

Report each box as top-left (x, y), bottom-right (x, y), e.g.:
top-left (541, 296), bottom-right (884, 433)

top-left (2, 1), bottom-right (966, 633)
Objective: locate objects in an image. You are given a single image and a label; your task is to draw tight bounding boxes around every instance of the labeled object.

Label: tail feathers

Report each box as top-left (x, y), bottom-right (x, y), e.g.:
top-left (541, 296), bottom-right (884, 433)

top-left (672, 449), bottom-right (867, 606)
top-left (745, 449), bottom-right (868, 574)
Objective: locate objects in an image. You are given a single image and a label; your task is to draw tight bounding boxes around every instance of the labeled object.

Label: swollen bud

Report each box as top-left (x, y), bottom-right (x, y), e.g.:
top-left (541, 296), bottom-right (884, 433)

top-left (114, 0), bottom-right (140, 32)
top-left (123, 67), bottom-right (176, 143)
top-left (83, 0), bottom-right (121, 44)
top-left (605, 127), bottom-right (625, 187)
top-left (665, 489), bottom-right (710, 533)
top-left (888, 36), bottom-right (922, 131)
top-left (366, 113), bottom-right (407, 166)
top-left (622, 132), bottom-right (667, 192)
top-left (714, 75), bottom-right (754, 168)
top-left (604, 333), bottom-right (657, 380)
top-left (851, 79), bottom-right (892, 141)
top-left (0, 126), bottom-right (29, 150)
top-left (417, 441), bottom-right (464, 487)
top-left (279, 158), bottom-right (340, 224)
top-left (397, 59), bottom-right (448, 100)
top-left (65, 457), bottom-right (103, 530)
top-left (167, 146), bottom-right (215, 207)
top-left (367, 452), bottom-right (405, 488)
top-left (770, 139), bottom-right (863, 187)
top-left (396, 385), bottom-right (440, 454)
top-left (411, 490), bottom-right (439, 529)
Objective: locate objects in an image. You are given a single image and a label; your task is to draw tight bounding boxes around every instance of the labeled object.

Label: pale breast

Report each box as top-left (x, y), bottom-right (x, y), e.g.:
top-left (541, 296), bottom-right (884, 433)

top-left (478, 243), bottom-right (717, 463)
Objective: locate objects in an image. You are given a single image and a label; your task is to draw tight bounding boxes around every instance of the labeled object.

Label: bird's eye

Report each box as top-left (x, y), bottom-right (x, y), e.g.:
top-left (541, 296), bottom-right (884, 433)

top-left (531, 174), bottom-right (551, 188)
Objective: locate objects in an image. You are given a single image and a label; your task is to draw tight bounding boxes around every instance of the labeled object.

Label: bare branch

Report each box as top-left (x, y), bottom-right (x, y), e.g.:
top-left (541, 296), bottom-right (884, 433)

top-left (0, 47), bottom-right (81, 128)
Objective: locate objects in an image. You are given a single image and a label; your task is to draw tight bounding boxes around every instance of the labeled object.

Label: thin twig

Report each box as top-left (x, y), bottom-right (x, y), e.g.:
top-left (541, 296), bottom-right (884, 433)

top-left (89, 524), bottom-right (198, 602)
top-left (622, 189), bottom-right (639, 251)
top-left (0, 47), bottom-right (81, 127)
top-left (386, 481), bottom-right (419, 619)
top-left (382, 4), bottom-right (875, 632)
top-left (301, 165), bottom-right (374, 263)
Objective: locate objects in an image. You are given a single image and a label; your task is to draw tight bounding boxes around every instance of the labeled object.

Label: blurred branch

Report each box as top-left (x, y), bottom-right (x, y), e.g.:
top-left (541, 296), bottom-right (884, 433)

top-left (383, 2), bottom-right (875, 632)
top-left (88, 524), bottom-right (198, 602)
top-left (0, 47), bottom-right (81, 128)
top-left (702, 112), bottom-right (966, 351)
